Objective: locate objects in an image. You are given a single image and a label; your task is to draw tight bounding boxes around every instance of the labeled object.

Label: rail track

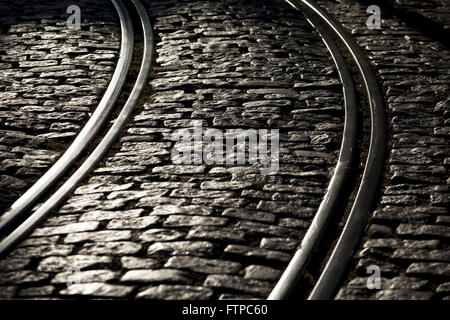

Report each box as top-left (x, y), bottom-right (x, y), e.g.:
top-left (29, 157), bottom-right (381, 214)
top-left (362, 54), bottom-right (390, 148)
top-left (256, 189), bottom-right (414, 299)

top-left (269, 0), bottom-right (386, 299)
top-left (0, 0), bottom-right (154, 258)
top-left (0, 0), bottom-right (387, 300)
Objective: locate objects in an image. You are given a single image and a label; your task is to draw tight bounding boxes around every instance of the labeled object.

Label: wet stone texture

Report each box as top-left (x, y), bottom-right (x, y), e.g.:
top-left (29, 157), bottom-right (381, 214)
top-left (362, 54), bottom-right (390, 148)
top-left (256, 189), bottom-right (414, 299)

top-left (0, 0), bottom-right (345, 299)
top-left (314, 0), bottom-right (449, 300)
top-left (0, 0), bottom-right (120, 210)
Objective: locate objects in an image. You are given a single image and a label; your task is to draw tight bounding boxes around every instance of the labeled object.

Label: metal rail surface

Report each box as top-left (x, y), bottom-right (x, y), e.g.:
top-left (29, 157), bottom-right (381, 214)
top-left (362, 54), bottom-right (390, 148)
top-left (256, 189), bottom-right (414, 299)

top-left (0, 0), bottom-right (154, 259)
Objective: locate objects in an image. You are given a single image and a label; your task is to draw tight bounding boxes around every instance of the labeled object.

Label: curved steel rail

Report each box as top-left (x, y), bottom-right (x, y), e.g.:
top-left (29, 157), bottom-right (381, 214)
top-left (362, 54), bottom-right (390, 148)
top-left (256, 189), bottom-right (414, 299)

top-left (268, 8), bottom-right (358, 300)
top-left (270, 0), bottom-right (386, 300)
top-left (0, 0), bottom-right (154, 258)
top-left (0, 0), bottom-right (134, 234)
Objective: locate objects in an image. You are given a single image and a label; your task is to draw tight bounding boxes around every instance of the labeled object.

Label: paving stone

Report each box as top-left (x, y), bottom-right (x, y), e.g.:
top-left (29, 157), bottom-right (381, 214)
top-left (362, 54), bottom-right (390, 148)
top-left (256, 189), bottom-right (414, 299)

top-left (105, 189), bottom-right (169, 201)
top-left (373, 208), bottom-right (431, 223)
top-left (120, 257), bottom-right (161, 269)
top-left (0, 271), bottom-right (49, 285)
top-left (106, 216), bottom-right (160, 230)
top-left (78, 242), bottom-right (142, 255)
top-left (278, 217), bottom-right (310, 229)
top-left (150, 204), bottom-right (213, 216)
top-left (0, 258), bottom-right (30, 272)
top-left (436, 216), bottom-right (450, 225)
top-left (392, 249), bottom-right (450, 262)
top-left (60, 283), bottom-right (134, 298)
top-left (140, 182), bottom-right (198, 190)
top-left (397, 224), bottom-right (450, 238)
top-left (51, 270), bottom-right (118, 284)
top-left (37, 255), bottom-right (112, 273)
top-left (0, 286), bottom-right (16, 299)
top-left (79, 209), bottom-right (143, 221)
top-left (366, 224), bottom-right (393, 238)
top-left (121, 269), bottom-right (191, 284)
top-left (18, 285), bottom-right (55, 297)
top-left (335, 287), bottom-right (371, 300)
top-left (10, 244), bottom-right (73, 258)
top-left (147, 241), bottom-right (214, 257)
top-left (375, 290), bottom-right (434, 300)
top-left (192, 196), bottom-right (248, 208)
top-left (64, 230), bottom-right (132, 243)
top-left (204, 275), bottom-right (272, 296)
top-left (59, 198), bottom-right (128, 213)
top-left (256, 200), bottom-right (305, 214)
top-left (94, 165), bottom-right (147, 174)
top-left (244, 265), bottom-right (282, 281)
top-left (358, 247), bottom-right (391, 259)
top-left (137, 285), bottom-right (213, 300)
top-left (224, 244), bottom-right (291, 263)
top-left (387, 276), bottom-right (429, 290)
top-left (186, 226), bottom-right (246, 243)
top-left (32, 222), bottom-right (99, 236)
top-left (406, 262), bottom-right (450, 277)
top-left (170, 189), bottom-right (234, 199)
top-left (436, 282), bottom-right (450, 293)
top-left (74, 183), bottom-right (134, 195)
top-left (381, 195), bottom-right (419, 206)
top-left (139, 228), bottom-right (186, 243)
top-left (165, 256), bottom-right (242, 274)
top-left (137, 196), bottom-right (188, 207)
top-left (163, 215), bottom-right (229, 227)
top-left (218, 293), bottom-right (259, 300)
top-left (235, 220), bottom-right (303, 238)
top-left (363, 239), bottom-right (440, 249)
top-left (152, 165), bottom-right (206, 174)
top-left (260, 237), bottom-right (299, 251)
top-left (44, 214), bottom-right (80, 227)
top-left (222, 208), bottom-right (276, 223)
top-left (200, 180), bottom-right (254, 190)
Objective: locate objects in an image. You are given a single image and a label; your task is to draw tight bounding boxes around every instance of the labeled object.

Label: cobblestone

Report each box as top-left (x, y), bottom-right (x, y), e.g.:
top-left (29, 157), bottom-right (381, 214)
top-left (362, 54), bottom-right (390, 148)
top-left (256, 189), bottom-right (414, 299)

top-left (244, 265), bottom-right (282, 281)
top-left (204, 275), bottom-right (272, 297)
top-left (9, 244), bottom-right (73, 258)
top-left (406, 262), bottom-right (450, 277)
top-left (59, 283), bottom-right (133, 298)
top-left (121, 269), bottom-right (192, 284)
top-left (137, 285), bottom-right (213, 300)
top-left (51, 270), bottom-right (118, 284)
top-left (165, 256), bottom-right (242, 274)
top-left (147, 241), bottom-right (215, 257)
top-left (38, 256), bottom-right (109, 273)
top-left (375, 290), bottom-right (434, 300)
top-left (18, 285), bottom-right (55, 297)
top-left (63, 230), bottom-right (132, 243)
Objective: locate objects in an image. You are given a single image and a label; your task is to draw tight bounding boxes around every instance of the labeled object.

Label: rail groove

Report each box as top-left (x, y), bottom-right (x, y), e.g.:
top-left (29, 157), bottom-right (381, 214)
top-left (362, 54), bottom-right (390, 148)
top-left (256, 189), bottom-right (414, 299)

top-left (0, 0), bottom-right (154, 258)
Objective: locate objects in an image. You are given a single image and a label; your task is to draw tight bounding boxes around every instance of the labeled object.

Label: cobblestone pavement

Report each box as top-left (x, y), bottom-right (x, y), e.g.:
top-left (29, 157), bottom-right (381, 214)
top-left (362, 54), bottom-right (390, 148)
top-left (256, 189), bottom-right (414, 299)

top-left (0, 0), bottom-right (120, 210)
top-left (385, 0), bottom-right (450, 29)
top-left (0, 0), bottom-right (346, 299)
top-left (0, 0), bottom-right (448, 300)
top-left (315, 0), bottom-right (449, 300)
